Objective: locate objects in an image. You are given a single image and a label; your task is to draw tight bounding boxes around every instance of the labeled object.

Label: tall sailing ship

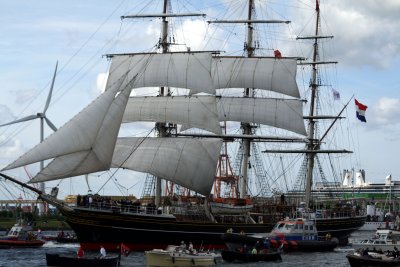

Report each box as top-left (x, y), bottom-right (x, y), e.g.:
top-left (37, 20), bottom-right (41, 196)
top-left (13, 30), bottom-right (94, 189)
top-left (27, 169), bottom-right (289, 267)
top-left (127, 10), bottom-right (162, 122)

top-left (0, 0), bottom-right (365, 250)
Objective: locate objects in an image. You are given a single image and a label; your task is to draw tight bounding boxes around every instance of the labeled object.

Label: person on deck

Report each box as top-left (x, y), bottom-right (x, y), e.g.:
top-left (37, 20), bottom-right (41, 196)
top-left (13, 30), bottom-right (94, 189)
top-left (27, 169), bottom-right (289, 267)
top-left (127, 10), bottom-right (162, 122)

top-left (100, 245), bottom-right (106, 258)
top-left (188, 242), bottom-right (194, 253)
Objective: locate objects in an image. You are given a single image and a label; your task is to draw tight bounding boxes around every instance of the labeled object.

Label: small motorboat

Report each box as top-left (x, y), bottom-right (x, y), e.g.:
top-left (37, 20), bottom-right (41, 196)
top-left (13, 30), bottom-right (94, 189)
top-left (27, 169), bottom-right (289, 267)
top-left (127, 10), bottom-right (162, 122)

top-left (269, 217), bottom-right (338, 252)
top-left (0, 223), bottom-right (44, 248)
top-left (41, 231), bottom-right (78, 243)
top-left (352, 228), bottom-right (400, 251)
top-left (46, 253), bottom-right (120, 267)
top-left (146, 244), bottom-right (220, 267)
top-left (346, 251), bottom-right (400, 267)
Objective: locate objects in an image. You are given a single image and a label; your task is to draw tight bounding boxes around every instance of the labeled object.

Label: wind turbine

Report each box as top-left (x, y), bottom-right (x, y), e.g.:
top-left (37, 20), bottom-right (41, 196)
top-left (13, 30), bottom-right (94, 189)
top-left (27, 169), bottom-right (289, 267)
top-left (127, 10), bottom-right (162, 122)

top-left (0, 61), bottom-right (59, 199)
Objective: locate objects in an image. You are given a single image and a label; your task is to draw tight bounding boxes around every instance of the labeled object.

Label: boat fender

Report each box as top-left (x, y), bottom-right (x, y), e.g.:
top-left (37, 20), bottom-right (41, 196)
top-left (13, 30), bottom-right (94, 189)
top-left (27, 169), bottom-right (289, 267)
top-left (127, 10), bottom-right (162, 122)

top-left (192, 258), bottom-right (195, 265)
top-left (172, 256), bottom-right (175, 263)
top-left (214, 258), bottom-right (217, 264)
top-left (289, 241), bottom-right (298, 250)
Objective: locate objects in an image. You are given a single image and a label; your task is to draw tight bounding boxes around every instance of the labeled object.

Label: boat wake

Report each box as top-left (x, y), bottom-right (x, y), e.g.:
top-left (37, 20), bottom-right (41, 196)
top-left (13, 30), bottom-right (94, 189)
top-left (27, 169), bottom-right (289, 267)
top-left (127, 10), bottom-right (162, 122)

top-left (43, 241), bottom-right (79, 248)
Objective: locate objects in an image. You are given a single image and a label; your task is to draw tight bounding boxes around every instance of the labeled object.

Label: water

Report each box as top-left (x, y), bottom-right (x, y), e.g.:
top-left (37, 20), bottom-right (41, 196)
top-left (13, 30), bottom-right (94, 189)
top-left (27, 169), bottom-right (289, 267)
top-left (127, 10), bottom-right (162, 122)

top-left (0, 231), bottom-right (372, 267)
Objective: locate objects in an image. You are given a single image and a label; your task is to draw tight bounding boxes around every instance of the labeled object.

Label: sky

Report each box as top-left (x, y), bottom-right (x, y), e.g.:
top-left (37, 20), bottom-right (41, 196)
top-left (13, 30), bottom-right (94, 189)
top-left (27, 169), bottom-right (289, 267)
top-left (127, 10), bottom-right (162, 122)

top-left (0, 0), bottom-right (399, 200)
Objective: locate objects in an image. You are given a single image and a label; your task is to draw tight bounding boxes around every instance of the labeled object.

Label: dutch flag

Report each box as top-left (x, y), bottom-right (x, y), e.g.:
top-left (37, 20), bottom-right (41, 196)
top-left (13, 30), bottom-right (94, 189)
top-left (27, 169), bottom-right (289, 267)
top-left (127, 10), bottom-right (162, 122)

top-left (355, 99), bottom-right (367, 122)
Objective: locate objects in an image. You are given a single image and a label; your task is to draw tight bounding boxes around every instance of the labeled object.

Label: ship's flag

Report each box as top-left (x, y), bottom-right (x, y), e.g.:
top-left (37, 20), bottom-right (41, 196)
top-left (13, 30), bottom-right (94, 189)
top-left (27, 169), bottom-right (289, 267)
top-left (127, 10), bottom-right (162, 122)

top-left (274, 50), bottom-right (282, 58)
top-left (332, 89), bottom-right (340, 100)
top-left (355, 99), bottom-right (367, 122)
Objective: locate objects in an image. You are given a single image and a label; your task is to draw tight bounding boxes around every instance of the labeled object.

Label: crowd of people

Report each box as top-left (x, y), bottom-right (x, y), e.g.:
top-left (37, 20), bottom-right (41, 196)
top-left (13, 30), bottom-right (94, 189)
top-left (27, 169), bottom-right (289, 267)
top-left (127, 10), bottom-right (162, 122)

top-left (75, 194), bottom-right (159, 214)
top-left (359, 247), bottom-right (400, 258)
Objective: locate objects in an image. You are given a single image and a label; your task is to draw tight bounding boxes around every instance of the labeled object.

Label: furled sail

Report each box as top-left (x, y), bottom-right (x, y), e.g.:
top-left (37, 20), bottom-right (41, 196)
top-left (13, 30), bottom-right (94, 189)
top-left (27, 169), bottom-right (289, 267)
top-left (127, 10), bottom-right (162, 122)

top-left (2, 73), bottom-right (135, 183)
top-left (112, 137), bottom-right (222, 195)
top-left (122, 95), bottom-right (221, 134)
top-left (217, 97), bottom-right (306, 136)
top-left (107, 52), bottom-right (214, 95)
top-left (212, 57), bottom-right (300, 98)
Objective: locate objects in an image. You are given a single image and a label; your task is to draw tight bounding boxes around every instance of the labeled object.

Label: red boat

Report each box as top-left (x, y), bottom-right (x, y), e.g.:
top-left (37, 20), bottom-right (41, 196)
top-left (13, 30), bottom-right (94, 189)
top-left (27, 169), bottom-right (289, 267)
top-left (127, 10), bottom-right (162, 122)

top-left (0, 223), bottom-right (45, 248)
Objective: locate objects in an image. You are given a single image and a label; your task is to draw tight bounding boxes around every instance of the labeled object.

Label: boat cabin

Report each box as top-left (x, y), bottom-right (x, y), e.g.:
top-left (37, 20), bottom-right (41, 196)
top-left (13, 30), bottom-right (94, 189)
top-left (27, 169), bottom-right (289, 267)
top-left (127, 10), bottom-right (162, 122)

top-left (271, 218), bottom-right (318, 241)
top-left (5, 224), bottom-right (33, 240)
top-left (373, 229), bottom-right (400, 244)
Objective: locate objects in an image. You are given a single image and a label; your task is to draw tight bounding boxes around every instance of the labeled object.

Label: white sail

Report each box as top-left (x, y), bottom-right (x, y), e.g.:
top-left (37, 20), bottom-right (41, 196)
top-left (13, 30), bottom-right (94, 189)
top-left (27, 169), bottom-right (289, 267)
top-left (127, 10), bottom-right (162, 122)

top-left (112, 137), bottom-right (222, 195)
top-left (217, 97), bottom-right (306, 136)
top-left (123, 95), bottom-right (221, 134)
top-left (3, 74), bottom-right (135, 183)
top-left (107, 52), bottom-right (214, 94)
top-left (212, 57), bottom-right (300, 98)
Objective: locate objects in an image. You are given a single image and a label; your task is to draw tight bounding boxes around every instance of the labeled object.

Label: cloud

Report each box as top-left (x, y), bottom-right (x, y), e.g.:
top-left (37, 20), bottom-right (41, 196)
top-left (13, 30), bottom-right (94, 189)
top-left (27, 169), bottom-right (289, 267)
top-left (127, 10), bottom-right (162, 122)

top-left (11, 89), bottom-right (40, 105)
top-left (288, 0), bottom-right (400, 69)
top-left (369, 97), bottom-right (400, 126)
top-left (321, 0), bottom-right (400, 69)
top-left (0, 105), bottom-right (16, 124)
top-left (0, 135), bottom-right (23, 165)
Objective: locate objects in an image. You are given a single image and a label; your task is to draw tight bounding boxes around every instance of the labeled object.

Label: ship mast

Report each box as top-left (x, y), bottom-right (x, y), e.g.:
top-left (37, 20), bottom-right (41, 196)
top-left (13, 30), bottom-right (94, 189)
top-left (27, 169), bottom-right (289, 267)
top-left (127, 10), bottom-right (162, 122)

top-left (155, 0), bottom-right (170, 208)
top-left (240, 0), bottom-right (255, 198)
top-left (304, 0), bottom-right (321, 209)
top-left (209, 1), bottom-right (290, 199)
top-left (299, 0), bottom-right (337, 208)
top-left (121, 1), bottom-right (205, 207)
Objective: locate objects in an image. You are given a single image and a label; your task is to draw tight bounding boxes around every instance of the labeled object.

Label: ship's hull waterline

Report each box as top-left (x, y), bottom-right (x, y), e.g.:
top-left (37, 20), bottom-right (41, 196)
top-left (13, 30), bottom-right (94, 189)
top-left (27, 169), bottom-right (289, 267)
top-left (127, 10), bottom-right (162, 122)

top-left (60, 207), bottom-right (365, 251)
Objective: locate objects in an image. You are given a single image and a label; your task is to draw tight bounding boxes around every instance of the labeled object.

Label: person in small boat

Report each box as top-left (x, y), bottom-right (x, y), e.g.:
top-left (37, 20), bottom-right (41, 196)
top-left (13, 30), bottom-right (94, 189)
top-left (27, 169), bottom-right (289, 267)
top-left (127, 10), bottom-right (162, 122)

top-left (188, 242), bottom-right (194, 254)
top-left (77, 246), bottom-right (84, 258)
top-left (238, 244), bottom-right (247, 254)
top-left (362, 248), bottom-right (370, 257)
top-left (180, 241), bottom-right (187, 251)
top-left (59, 230), bottom-right (64, 238)
top-left (325, 233), bottom-right (331, 240)
top-left (394, 247), bottom-right (400, 258)
top-left (100, 245), bottom-right (106, 258)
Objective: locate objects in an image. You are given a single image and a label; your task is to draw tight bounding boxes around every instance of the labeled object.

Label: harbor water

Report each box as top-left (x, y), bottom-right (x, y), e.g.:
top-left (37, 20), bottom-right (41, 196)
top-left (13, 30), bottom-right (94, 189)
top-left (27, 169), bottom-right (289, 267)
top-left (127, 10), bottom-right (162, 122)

top-left (0, 246), bottom-right (351, 267)
top-left (0, 231), bottom-right (372, 266)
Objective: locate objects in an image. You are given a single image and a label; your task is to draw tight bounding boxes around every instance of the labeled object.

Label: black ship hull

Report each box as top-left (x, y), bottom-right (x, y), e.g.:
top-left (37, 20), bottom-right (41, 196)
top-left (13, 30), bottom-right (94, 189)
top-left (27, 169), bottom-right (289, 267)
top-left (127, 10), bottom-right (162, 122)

top-left (59, 207), bottom-right (365, 251)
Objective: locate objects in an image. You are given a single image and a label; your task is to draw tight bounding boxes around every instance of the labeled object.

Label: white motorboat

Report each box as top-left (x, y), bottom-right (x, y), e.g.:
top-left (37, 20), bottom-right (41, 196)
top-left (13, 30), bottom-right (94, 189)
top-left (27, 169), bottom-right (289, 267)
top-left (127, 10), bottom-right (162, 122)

top-left (352, 229), bottom-right (400, 251)
top-left (145, 244), bottom-right (220, 267)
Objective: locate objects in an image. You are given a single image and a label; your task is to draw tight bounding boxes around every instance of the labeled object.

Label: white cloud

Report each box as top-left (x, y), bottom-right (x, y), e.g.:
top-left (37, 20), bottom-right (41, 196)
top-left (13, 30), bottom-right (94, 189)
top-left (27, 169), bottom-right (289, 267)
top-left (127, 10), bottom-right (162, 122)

top-left (287, 0), bottom-right (400, 69)
top-left (370, 97), bottom-right (400, 125)
top-left (322, 0), bottom-right (400, 69)
top-left (0, 105), bottom-right (16, 124)
top-left (0, 136), bottom-right (23, 164)
top-left (11, 89), bottom-right (39, 105)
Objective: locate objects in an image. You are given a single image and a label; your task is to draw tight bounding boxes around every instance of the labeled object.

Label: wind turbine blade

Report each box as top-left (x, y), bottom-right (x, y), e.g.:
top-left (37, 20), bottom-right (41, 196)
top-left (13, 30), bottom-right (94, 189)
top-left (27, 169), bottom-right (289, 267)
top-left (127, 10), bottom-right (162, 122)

top-left (43, 61), bottom-right (58, 114)
top-left (0, 115), bottom-right (39, 127)
top-left (44, 116), bottom-right (57, 131)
